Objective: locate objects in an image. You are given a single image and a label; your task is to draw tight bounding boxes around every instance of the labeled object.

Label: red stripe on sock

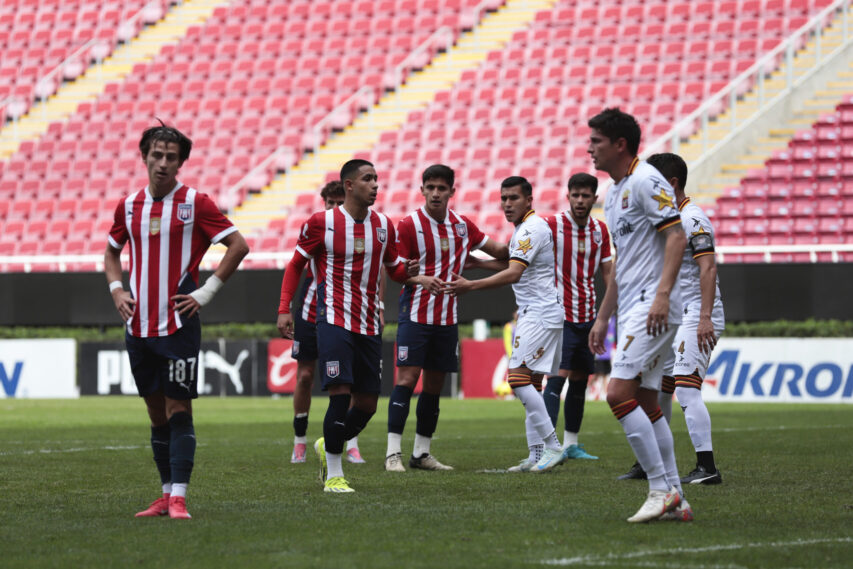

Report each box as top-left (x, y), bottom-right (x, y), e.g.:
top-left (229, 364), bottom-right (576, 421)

top-left (648, 407), bottom-right (663, 423)
top-left (611, 399), bottom-right (639, 420)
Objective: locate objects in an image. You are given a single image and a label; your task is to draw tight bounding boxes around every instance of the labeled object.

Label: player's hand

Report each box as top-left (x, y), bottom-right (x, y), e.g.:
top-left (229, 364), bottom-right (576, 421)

top-left (277, 313), bottom-right (294, 339)
top-left (111, 289), bottom-right (136, 322)
top-left (646, 293), bottom-right (670, 337)
top-left (443, 272), bottom-right (473, 296)
top-left (589, 318), bottom-right (607, 355)
top-left (172, 294), bottom-right (202, 318)
top-left (697, 317), bottom-right (717, 354)
top-left (405, 259), bottom-right (419, 277)
top-left (414, 275), bottom-right (444, 295)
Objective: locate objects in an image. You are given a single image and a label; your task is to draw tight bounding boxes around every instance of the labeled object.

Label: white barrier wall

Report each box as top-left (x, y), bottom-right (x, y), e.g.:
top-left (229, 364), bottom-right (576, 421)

top-left (704, 338), bottom-right (853, 403)
top-left (0, 339), bottom-right (78, 398)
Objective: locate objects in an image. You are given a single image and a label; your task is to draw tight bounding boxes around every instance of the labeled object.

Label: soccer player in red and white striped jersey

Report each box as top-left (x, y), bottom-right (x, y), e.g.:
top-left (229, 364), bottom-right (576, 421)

top-left (105, 123), bottom-right (249, 519)
top-left (385, 164), bottom-right (508, 472)
top-left (542, 173), bottom-right (613, 461)
top-left (277, 159), bottom-right (423, 493)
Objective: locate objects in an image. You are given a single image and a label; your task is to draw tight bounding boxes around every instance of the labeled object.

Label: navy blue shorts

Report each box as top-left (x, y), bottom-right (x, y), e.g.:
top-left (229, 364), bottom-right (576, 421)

top-left (292, 310), bottom-right (319, 362)
top-left (560, 321), bottom-right (595, 375)
top-left (125, 316), bottom-right (201, 400)
top-left (395, 319), bottom-right (459, 373)
top-left (316, 320), bottom-right (382, 394)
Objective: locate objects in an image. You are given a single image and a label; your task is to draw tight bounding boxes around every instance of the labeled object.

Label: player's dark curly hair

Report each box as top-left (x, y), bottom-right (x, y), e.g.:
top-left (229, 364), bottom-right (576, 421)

top-left (568, 172), bottom-right (599, 194)
top-left (139, 119), bottom-right (192, 165)
top-left (422, 164), bottom-right (455, 187)
top-left (588, 107), bottom-right (641, 156)
top-left (501, 176), bottom-right (532, 197)
top-left (320, 180), bottom-right (344, 200)
top-left (647, 153), bottom-right (688, 192)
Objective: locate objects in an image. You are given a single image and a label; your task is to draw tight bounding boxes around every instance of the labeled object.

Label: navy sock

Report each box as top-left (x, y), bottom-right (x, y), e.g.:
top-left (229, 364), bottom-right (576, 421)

top-left (293, 414), bottom-right (308, 437)
top-left (564, 380), bottom-right (587, 434)
top-left (150, 423), bottom-right (171, 485)
top-left (168, 412), bottom-right (196, 485)
top-left (543, 376), bottom-right (565, 427)
top-left (323, 394), bottom-right (351, 454)
top-left (415, 392), bottom-right (440, 437)
top-left (343, 407), bottom-right (374, 441)
top-left (697, 450), bottom-right (717, 473)
top-left (387, 385), bottom-right (414, 435)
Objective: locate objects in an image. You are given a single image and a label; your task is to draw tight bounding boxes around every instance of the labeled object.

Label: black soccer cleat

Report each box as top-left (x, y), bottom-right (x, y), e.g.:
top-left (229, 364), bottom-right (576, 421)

top-left (681, 464), bottom-right (722, 485)
top-left (617, 461), bottom-right (647, 480)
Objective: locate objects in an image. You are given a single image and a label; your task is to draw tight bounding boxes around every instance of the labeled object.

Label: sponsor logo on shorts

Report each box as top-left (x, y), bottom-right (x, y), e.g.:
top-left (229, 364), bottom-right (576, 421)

top-left (398, 346), bottom-right (408, 361)
top-left (292, 341), bottom-right (300, 356)
top-left (326, 360), bottom-right (340, 378)
top-left (531, 347), bottom-right (545, 360)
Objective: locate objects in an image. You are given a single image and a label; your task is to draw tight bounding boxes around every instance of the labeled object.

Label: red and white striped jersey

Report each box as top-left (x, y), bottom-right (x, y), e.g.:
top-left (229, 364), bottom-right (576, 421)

top-left (396, 207), bottom-right (488, 325)
top-left (547, 213), bottom-right (612, 323)
top-left (108, 183), bottom-right (237, 338)
top-left (295, 206), bottom-right (402, 336)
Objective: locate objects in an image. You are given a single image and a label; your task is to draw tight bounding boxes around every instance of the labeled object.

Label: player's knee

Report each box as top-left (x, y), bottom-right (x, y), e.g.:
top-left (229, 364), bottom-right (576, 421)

top-left (295, 368), bottom-right (314, 388)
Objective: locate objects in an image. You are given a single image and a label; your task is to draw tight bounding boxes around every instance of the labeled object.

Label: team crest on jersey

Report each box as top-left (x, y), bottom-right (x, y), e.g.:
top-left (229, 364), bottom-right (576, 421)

top-left (150, 217), bottom-right (161, 235)
top-left (455, 223), bottom-right (467, 237)
top-left (578, 240), bottom-right (586, 254)
top-left (398, 346), bottom-right (408, 361)
top-left (177, 203), bottom-right (192, 221)
top-left (354, 238), bottom-right (365, 253)
top-left (292, 341), bottom-right (300, 356)
top-left (326, 361), bottom-right (340, 378)
top-left (515, 237), bottom-right (532, 255)
top-left (440, 237), bottom-right (449, 251)
top-left (376, 228), bottom-right (387, 243)
top-left (622, 189), bottom-right (630, 209)
top-left (592, 229), bottom-right (602, 245)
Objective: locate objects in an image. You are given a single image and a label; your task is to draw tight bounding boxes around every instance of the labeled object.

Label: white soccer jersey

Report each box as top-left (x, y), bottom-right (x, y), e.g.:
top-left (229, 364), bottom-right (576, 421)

top-left (604, 158), bottom-right (683, 322)
top-left (508, 210), bottom-right (564, 328)
top-left (676, 198), bottom-right (722, 308)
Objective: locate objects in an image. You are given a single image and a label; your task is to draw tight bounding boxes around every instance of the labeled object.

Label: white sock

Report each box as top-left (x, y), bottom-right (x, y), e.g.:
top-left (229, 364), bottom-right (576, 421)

top-left (171, 483), bottom-right (187, 498)
top-left (651, 416), bottom-right (682, 495)
top-left (617, 406), bottom-right (668, 491)
top-left (347, 436), bottom-right (359, 451)
top-left (326, 452), bottom-right (344, 479)
top-left (294, 435), bottom-right (307, 445)
top-left (563, 430), bottom-right (578, 448)
top-left (412, 433), bottom-right (431, 458)
top-left (514, 384), bottom-right (561, 451)
top-left (162, 483), bottom-right (172, 496)
top-left (676, 386), bottom-right (713, 452)
top-left (386, 432), bottom-right (402, 457)
top-left (529, 443), bottom-right (544, 462)
top-left (658, 392), bottom-right (673, 424)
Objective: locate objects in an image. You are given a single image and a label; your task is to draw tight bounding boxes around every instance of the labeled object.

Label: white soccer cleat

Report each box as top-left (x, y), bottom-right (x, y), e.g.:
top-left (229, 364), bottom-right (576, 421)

top-left (385, 452), bottom-right (406, 472)
top-left (627, 488), bottom-right (681, 523)
top-left (507, 457), bottom-right (536, 473)
top-left (532, 448), bottom-right (565, 472)
top-left (659, 497), bottom-right (694, 522)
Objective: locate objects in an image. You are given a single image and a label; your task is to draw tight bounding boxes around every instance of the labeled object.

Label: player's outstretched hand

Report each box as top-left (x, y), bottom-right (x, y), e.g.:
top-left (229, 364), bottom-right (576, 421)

top-left (277, 313), bottom-right (294, 339)
top-left (443, 272), bottom-right (473, 296)
top-left (589, 318), bottom-right (607, 355)
top-left (172, 294), bottom-right (202, 318)
top-left (111, 289), bottom-right (136, 322)
top-left (697, 317), bottom-right (717, 354)
top-left (405, 259), bottom-right (419, 277)
top-left (646, 293), bottom-right (670, 337)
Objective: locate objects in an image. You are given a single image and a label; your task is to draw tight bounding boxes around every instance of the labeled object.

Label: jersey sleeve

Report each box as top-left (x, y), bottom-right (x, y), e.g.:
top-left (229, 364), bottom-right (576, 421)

top-left (686, 210), bottom-right (716, 258)
top-left (196, 193), bottom-right (237, 244)
top-left (640, 174), bottom-right (681, 232)
top-left (395, 216), bottom-right (416, 259)
top-left (295, 213), bottom-right (325, 259)
top-left (107, 199), bottom-right (128, 250)
top-left (598, 219), bottom-right (613, 263)
top-left (462, 215), bottom-right (488, 250)
top-left (382, 221), bottom-right (403, 267)
top-left (509, 223), bottom-right (544, 267)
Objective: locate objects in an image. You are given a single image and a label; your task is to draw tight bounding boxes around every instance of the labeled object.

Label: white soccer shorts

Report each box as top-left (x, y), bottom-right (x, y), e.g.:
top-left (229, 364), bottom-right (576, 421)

top-left (668, 300), bottom-right (725, 380)
top-left (611, 306), bottom-right (679, 390)
top-left (508, 314), bottom-right (562, 375)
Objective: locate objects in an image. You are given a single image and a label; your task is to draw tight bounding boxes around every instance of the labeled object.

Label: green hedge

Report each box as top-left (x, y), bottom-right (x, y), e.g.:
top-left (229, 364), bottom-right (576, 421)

top-left (0, 319), bottom-right (850, 341)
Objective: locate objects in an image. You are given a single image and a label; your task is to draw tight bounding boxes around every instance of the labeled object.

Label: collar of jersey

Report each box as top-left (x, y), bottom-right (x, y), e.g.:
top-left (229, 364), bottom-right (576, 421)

top-left (678, 196), bottom-right (691, 211)
top-left (521, 209), bottom-right (536, 223)
top-left (145, 181), bottom-right (183, 201)
top-left (420, 205), bottom-right (450, 225)
top-left (626, 157), bottom-right (640, 176)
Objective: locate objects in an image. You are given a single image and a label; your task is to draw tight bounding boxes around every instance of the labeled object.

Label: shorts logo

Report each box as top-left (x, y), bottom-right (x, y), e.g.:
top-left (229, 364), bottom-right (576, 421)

top-left (177, 203), bottom-right (192, 221)
top-left (455, 223), bottom-right (467, 237)
top-left (440, 237), bottom-right (449, 251)
top-left (354, 238), bottom-right (365, 253)
top-left (150, 217), bottom-right (161, 235)
top-left (326, 360), bottom-right (340, 378)
top-left (292, 341), bottom-right (300, 356)
top-left (532, 347), bottom-right (545, 360)
top-left (592, 229), bottom-right (602, 245)
top-left (398, 346), bottom-right (408, 361)
top-left (376, 228), bottom-right (387, 243)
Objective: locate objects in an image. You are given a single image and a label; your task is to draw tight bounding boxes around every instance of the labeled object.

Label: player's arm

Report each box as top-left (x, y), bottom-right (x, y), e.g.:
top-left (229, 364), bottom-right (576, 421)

top-left (105, 243), bottom-right (135, 322)
top-left (445, 260), bottom-right (525, 295)
top-left (379, 267), bottom-right (386, 327)
top-left (695, 252), bottom-right (718, 353)
top-left (589, 259), bottom-right (616, 355)
top-left (647, 223), bottom-right (686, 336)
top-left (479, 238), bottom-right (509, 260)
top-left (277, 252), bottom-right (310, 339)
top-left (173, 231), bottom-right (250, 318)
top-left (464, 236), bottom-right (510, 271)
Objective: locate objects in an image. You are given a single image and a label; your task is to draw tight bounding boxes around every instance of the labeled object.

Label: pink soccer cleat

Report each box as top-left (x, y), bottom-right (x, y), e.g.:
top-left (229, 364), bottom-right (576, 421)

top-left (346, 447), bottom-right (366, 464)
top-left (168, 496), bottom-right (192, 519)
top-left (135, 496), bottom-right (170, 518)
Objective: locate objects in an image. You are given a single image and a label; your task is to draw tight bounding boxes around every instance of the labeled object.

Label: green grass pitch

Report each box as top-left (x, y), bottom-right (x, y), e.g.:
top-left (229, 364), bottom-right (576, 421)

top-left (2, 397), bottom-right (852, 568)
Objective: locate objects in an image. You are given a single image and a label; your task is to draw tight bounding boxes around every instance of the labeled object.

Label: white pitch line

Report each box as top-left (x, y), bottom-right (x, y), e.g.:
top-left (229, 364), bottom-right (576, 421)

top-left (542, 537), bottom-right (853, 567)
top-left (0, 445), bottom-right (147, 456)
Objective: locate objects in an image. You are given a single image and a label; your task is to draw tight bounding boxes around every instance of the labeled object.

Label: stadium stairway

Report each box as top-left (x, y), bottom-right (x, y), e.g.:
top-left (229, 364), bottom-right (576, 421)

top-left (0, 0), bottom-right (228, 160)
top-left (673, 4), bottom-right (853, 208)
top-left (228, 0), bottom-right (556, 235)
